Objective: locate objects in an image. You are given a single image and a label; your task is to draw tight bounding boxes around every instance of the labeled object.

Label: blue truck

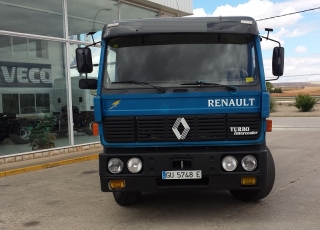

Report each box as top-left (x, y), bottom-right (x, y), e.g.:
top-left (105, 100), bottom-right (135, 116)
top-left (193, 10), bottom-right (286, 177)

top-left (75, 17), bottom-right (284, 206)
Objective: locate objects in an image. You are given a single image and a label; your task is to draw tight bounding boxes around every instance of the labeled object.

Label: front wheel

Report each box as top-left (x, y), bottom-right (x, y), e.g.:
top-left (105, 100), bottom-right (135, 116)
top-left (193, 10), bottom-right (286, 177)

top-left (230, 147), bottom-right (275, 202)
top-left (112, 191), bottom-right (141, 206)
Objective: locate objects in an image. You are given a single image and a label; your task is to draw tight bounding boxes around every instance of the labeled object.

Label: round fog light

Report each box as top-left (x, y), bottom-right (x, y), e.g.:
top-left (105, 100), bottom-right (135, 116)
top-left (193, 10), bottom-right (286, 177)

top-left (127, 158), bottom-right (142, 173)
top-left (222, 156), bottom-right (238, 172)
top-left (108, 158), bottom-right (124, 174)
top-left (241, 155), bottom-right (257, 171)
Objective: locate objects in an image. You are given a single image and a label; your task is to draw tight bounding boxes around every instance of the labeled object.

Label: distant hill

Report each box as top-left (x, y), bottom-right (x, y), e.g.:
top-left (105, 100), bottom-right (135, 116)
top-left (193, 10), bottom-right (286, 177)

top-left (270, 82), bottom-right (320, 97)
top-left (272, 82), bottom-right (320, 87)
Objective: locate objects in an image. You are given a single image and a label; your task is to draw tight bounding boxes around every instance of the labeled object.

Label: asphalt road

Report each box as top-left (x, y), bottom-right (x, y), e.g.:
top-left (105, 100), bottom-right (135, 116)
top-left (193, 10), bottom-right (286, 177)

top-left (1, 117), bottom-right (320, 230)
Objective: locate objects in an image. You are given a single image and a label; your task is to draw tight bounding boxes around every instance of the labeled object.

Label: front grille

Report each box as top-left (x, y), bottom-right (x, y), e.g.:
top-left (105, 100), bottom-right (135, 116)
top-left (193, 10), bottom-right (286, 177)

top-left (103, 114), bottom-right (260, 143)
top-left (139, 115), bottom-right (225, 142)
top-left (104, 116), bottom-right (135, 142)
top-left (137, 116), bottom-right (166, 142)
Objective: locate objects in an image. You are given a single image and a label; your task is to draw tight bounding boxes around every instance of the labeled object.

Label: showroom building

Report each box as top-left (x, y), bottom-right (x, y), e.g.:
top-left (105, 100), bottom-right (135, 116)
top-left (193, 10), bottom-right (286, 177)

top-left (0, 0), bottom-right (193, 158)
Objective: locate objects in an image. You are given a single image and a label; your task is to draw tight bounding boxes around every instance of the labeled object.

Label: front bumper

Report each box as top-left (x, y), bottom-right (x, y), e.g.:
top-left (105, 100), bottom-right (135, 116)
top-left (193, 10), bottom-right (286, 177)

top-left (99, 145), bottom-right (268, 192)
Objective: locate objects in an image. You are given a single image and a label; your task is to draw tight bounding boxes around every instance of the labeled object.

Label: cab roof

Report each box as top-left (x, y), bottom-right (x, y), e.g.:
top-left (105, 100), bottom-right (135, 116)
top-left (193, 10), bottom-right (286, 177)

top-left (102, 16), bottom-right (259, 39)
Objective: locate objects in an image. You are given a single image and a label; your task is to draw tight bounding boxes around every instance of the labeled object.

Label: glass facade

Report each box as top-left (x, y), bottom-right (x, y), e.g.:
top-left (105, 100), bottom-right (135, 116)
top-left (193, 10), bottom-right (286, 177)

top-left (0, 0), bottom-right (158, 156)
top-left (0, 1), bottom-right (64, 37)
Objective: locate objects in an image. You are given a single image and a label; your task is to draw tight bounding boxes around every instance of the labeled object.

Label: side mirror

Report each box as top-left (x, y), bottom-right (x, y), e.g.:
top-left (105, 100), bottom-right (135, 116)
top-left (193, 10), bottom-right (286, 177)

top-left (272, 47), bottom-right (284, 76)
top-left (79, 78), bottom-right (97, 89)
top-left (76, 48), bottom-right (93, 73)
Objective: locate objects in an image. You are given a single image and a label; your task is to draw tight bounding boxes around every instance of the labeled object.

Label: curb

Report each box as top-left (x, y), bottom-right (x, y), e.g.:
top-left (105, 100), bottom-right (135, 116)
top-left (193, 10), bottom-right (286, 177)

top-left (0, 154), bottom-right (99, 178)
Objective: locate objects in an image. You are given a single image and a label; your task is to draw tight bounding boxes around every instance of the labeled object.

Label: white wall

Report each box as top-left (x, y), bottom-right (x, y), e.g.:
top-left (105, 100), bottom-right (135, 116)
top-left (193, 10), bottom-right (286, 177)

top-left (149, 0), bottom-right (193, 14)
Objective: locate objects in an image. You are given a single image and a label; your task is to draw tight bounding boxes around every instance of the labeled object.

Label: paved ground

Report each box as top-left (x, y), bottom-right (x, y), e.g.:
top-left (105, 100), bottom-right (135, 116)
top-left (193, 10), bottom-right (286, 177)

top-left (1, 117), bottom-right (320, 230)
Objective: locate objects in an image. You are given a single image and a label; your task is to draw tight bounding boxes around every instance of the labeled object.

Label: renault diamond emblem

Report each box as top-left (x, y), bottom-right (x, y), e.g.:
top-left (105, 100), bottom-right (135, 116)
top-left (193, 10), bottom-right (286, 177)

top-left (172, 118), bottom-right (190, 140)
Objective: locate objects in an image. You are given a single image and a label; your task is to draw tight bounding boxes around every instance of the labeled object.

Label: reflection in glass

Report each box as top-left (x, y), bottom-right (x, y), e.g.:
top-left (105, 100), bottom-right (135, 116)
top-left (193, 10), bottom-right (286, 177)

top-left (0, 39), bottom-right (67, 155)
top-left (0, 0), bottom-right (165, 156)
top-left (2, 94), bottom-right (19, 114)
top-left (0, 1), bottom-right (63, 37)
top-left (13, 37), bottom-right (27, 57)
top-left (69, 44), bottom-right (100, 145)
top-left (0, 35), bottom-right (11, 56)
top-left (120, 2), bottom-right (157, 20)
top-left (20, 94), bottom-right (35, 114)
top-left (67, 0), bottom-right (118, 42)
top-left (28, 39), bottom-right (49, 59)
top-left (36, 94), bottom-right (50, 111)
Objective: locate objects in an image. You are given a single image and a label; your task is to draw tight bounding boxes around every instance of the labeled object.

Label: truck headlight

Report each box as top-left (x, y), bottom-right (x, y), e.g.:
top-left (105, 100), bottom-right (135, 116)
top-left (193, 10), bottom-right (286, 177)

top-left (241, 155), bottom-right (257, 171)
top-left (108, 158), bottom-right (124, 174)
top-left (222, 156), bottom-right (238, 171)
top-left (127, 158), bottom-right (142, 173)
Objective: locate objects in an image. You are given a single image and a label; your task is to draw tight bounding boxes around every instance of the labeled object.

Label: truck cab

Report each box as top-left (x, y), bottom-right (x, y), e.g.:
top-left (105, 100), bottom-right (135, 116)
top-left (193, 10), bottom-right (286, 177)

top-left (76, 17), bottom-right (284, 206)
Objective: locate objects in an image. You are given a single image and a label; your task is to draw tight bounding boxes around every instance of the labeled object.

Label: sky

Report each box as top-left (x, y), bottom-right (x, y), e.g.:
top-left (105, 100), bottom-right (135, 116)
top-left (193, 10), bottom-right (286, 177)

top-left (191, 0), bottom-right (320, 83)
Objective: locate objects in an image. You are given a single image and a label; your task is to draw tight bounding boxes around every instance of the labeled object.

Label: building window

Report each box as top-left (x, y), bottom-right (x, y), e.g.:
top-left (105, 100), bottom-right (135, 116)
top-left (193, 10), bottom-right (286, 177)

top-left (12, 37), bottom-right (27, 57)
top-left (0, 35), bottom-right (11, 56)
top-left (0, 36), bottom-right (48, 59)
top-left (2, 94), bottom-right (19, 114)
top-left (0, 1), bottom-right (64, 37)
top-left (28, 39), bottom-right (49, 59)
top-left (2, 93), bottom-right (50, 115)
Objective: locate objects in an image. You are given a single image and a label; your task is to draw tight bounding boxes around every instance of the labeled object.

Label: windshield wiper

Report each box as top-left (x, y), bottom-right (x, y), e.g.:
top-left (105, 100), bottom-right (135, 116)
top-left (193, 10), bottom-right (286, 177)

top-left (181, 80), bottom-right (238, 93)
top-left (113, 80), bottom-right (165, 93)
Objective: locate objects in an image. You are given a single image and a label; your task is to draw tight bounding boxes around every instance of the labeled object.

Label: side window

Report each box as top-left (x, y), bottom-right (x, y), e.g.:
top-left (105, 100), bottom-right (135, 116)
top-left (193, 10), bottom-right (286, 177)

top-left (251, 47), bottom-right (259, 79)
top-left (252, 47), bottom-right (256, 69)
top-left (106, 49), bottom-right (116, 82)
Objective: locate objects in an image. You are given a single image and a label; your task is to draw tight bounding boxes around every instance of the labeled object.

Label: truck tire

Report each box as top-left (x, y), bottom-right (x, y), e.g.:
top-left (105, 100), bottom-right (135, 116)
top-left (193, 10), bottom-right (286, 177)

top-left (229, 147), bottom-right (275, 202)
top-left (84, 120), bottom-right (94, 136)
top-left (113, 191), bottom-right (142, 206)
top-left (9, 123), bottom-right (32, 144)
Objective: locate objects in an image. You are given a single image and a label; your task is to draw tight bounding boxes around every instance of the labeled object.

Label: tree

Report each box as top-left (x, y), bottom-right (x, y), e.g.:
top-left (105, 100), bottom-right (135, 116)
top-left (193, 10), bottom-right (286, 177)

top-left (266, 82), bottom-right (273, 93)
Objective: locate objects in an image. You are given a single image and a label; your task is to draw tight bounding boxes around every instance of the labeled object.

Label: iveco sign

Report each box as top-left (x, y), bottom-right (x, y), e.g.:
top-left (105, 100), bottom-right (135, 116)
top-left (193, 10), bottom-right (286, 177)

top-left (0, 62), bottom-right (52, 88)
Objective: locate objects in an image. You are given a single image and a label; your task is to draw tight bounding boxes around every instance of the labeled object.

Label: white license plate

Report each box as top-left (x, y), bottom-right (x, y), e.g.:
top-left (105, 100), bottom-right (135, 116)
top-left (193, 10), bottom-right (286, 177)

top-left (162, 170), bottom-right (202, 180)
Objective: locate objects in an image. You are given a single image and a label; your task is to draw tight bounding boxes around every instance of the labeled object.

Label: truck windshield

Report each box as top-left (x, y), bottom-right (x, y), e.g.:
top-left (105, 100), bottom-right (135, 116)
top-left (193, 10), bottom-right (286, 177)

top-left (103, 33), bottom-right (260, 90)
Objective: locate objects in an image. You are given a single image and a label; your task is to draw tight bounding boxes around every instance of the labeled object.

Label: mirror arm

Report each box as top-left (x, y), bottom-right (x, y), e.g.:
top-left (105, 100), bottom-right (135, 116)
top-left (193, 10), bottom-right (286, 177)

top-left (261, 29), bottom-right (283, 81)
top-left (260, 36), bottom-right (282, 81)
top-left (85, 31), bottom-right (101, 48)
top-left (265, 76), bottom-right (279, 82)
top-left (260, 36), bottom-right (281, 47)
top-left (85, 41), bottom-right (101, 48)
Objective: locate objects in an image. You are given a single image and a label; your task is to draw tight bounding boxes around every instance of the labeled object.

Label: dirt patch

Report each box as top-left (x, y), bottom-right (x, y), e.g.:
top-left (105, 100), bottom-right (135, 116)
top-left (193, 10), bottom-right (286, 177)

top-left (270, 103), bottom-right (320, 117)
top-left (269, 85), bottom-right (320, 117)
top-left (271, 86), bottom-right (320, 97)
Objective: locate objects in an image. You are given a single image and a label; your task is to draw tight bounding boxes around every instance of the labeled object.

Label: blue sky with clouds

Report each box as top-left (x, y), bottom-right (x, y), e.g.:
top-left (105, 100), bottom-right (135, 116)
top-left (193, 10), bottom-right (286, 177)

top-left (191, 0), bottom-right (320, 82)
